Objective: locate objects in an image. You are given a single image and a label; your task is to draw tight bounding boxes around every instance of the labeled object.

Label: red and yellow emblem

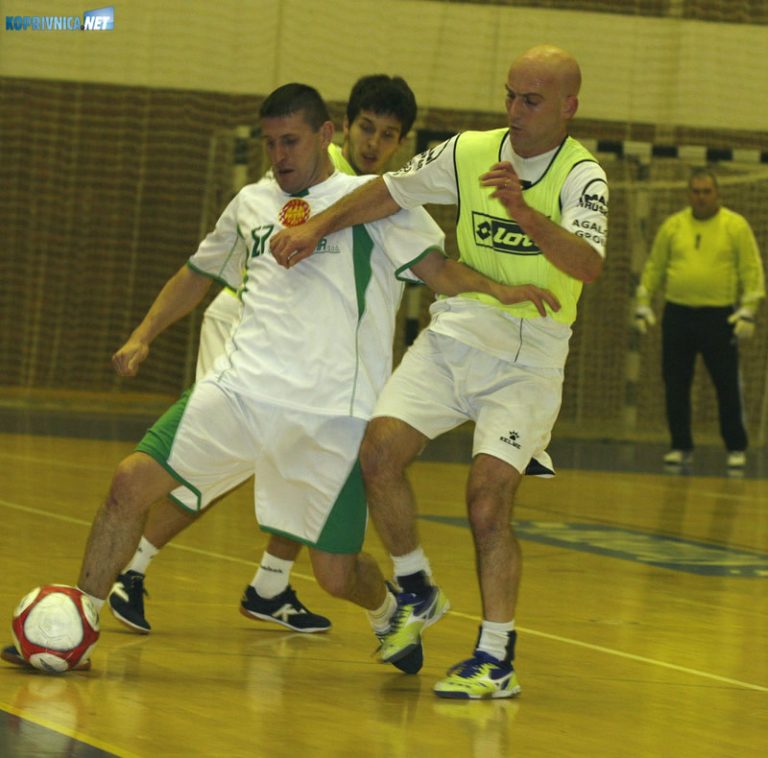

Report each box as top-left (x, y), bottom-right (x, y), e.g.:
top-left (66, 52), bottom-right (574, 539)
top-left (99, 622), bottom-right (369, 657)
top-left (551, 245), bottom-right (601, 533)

top-left (279, 198), bottom-right (310, 227)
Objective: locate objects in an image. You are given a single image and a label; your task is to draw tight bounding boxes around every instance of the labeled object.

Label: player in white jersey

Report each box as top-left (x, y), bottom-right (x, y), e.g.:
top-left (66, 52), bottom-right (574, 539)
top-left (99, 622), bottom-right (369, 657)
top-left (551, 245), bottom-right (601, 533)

top-left (3, 83), bottom-right (559, 674)
top-left (271, 46), bottom-right (608, 698)
top-left (106, 76), bottom-right (418, 636)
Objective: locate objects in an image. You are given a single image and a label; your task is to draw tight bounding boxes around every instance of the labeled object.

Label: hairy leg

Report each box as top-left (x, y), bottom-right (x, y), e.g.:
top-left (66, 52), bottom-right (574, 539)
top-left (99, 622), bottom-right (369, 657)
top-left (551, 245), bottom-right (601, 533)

top-left (78, 452), bottom-right (177, 598)
top-left (143, 497), bottom-right (198, 549)
top-left (466, 453), bottom-right (522, 621)
top-left (359, 416), bottom-right (427, 557)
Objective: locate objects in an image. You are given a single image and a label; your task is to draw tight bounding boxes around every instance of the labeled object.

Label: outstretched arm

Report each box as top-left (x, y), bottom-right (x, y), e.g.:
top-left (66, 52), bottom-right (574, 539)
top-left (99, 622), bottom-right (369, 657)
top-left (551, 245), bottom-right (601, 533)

top-left (270, 177), bottom-right (401, 268)
top-left (112, 264), bottom-right (213, 377)
top-left (412, 251), bottom-right (561, 316)
top-left (482, 162), bottom-right (603, 283)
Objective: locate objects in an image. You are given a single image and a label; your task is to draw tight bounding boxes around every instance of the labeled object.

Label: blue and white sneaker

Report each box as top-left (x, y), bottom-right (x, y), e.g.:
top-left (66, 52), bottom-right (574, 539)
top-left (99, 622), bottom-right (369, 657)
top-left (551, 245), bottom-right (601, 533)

top-left (240, 585), bottom-right (331, 633)
top-left (109, 571), bottom-right (151, 633)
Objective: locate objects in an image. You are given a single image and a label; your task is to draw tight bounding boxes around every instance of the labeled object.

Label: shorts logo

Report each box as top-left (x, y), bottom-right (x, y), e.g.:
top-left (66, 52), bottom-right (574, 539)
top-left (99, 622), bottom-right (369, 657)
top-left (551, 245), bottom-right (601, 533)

top-left (500, 430), bottom-right (522, 449)
top-left (279, 198), bottom-right (310, 227)
top-left (473, 212), bottom-right (540, 256)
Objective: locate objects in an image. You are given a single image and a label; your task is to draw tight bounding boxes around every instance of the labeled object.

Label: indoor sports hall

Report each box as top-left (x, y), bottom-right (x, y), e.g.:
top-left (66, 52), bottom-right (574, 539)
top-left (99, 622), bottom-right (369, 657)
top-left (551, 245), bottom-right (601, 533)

top-left (1, 1), bottom-right (766, 756)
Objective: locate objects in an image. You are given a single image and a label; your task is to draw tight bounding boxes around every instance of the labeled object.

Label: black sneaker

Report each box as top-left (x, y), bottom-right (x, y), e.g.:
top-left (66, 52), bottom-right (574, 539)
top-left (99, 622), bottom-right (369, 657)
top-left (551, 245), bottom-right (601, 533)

top-left (108, 571), bottom-right (151, 633)
top-left (2, 644), bottom-right (92, 671)
top-left (239, 585), bottom-right (331, 633)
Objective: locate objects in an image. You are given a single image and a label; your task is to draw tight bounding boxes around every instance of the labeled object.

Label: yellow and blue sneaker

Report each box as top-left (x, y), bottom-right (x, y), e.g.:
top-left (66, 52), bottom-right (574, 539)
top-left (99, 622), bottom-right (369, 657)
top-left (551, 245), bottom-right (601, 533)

top-left (377, 585), bottom-right (450, 670)
top-left (433, 651), bottom-right (521, 699)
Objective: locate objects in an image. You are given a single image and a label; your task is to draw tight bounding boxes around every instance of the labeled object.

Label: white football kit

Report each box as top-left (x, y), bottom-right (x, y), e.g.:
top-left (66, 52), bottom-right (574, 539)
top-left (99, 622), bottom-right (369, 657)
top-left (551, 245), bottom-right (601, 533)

top-left (137, 171), bottom-right (444, 553)
top-left (195, 144), bottom-right (356, 379)
top-left (375, 133), bottom-right (609, 475)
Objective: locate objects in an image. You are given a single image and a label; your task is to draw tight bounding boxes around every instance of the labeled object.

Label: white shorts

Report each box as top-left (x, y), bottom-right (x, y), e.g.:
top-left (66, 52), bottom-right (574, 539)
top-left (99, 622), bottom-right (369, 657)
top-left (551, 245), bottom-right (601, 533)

top-left (373, 330), bottom-right (561, 475)
top-left (136, 380), bottom-right (368, 553)
top-left (196, 290), bottom-right (242, 379)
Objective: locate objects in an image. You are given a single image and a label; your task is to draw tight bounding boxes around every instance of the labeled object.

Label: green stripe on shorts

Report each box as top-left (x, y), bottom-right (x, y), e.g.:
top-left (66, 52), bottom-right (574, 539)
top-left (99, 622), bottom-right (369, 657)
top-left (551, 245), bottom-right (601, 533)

top-left (314, 459), bottom-right (367, 553)
top-left (261, 460), bottom-right (368, 555)
top-left (135, 387), bottom-right (202, 511)
top-left (262, 459), bottom-right (367, 554)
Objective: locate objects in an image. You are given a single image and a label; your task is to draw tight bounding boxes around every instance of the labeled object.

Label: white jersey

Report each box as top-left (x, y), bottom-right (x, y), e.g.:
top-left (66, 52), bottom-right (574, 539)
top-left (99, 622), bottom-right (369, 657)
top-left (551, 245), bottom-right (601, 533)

top-left (384, 133), bottom-right (608, 257)
top-left (382, 133), bottom-right (609, 369)
top-left (188, 171), bottom-right (445, 419)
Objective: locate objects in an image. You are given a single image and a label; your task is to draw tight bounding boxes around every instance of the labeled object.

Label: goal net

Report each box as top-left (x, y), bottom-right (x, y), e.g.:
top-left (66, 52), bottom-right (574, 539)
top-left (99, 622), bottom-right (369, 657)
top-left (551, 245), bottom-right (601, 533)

top-left (1, 0), bottom-right (766, 444)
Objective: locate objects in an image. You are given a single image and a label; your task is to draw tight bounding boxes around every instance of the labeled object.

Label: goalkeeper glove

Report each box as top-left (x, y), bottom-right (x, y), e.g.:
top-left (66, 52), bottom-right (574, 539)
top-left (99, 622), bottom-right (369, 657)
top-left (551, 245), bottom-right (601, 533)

top-left (634, 305), bottom-right (656, 334)
top-left (728, 307), bottom-right (756, 340)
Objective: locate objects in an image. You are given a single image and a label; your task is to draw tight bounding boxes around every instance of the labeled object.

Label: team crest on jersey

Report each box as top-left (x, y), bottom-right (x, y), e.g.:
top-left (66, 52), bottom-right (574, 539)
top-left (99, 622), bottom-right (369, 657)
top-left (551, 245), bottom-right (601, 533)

top-left (472, 211), bottom-right (540, 255)
top-left (279, 198), bottom-right (310, 227)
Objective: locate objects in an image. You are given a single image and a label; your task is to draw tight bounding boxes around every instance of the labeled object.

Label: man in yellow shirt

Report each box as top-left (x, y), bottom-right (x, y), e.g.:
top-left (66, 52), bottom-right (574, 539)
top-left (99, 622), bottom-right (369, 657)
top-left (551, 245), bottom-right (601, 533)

top-left (635, 168), bottom-right (765, 468)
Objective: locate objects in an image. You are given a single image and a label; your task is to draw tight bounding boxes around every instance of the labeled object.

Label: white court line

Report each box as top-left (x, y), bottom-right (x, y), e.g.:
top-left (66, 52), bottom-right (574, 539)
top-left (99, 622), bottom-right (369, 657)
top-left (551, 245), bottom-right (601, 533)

top-left (448, 609), bottom-right (768, 693)
top-left (2, 496), bottom-right (766, 693)
top-left (0, 451), bottom-right (119, 473)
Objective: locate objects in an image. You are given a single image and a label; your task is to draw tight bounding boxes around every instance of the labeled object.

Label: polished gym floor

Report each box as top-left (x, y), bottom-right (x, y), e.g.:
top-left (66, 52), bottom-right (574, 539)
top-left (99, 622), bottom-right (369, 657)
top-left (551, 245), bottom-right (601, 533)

top-left (0, 405), bottom-right (766, 757)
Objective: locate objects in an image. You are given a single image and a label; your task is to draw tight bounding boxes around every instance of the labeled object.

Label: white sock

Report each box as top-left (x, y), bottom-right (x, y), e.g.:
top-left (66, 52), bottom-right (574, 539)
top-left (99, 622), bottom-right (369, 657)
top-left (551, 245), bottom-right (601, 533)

top-left (367, 590), bottom-right (397, 634)
top-left (391, 547), bottom-right (432, 580)
top-left (251, 553), bottom-right (293, 599)
top-left (477, 620), bottom-right (515, 661)
top-left (77, 588), bottom-right (105, 613)
top-left (124, 537), bottom-right (159, 575)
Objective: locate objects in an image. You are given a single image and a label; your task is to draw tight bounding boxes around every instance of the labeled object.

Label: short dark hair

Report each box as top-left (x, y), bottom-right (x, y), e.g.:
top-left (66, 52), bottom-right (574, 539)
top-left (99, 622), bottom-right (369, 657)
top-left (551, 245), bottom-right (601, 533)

top-left (260, 83), bottom-right (331, 131)
top-left (346, 75), bottom-right (417, 138)
top-left (689, 167), bottom-right (719, 190)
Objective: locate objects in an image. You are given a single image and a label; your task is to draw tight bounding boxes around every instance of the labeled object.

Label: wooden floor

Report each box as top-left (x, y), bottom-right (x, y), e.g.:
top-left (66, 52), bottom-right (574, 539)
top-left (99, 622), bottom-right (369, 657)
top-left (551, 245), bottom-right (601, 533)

top-left (0, 426), bottom-right (766, 757)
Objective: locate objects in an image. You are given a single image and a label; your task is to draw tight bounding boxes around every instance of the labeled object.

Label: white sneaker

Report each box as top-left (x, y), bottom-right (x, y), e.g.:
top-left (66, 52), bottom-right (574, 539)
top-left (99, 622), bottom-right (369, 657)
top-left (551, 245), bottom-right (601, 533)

top-left (663, 450), bottom-right (693, 465)
top-left (726, 451), bottom-right (746, 468)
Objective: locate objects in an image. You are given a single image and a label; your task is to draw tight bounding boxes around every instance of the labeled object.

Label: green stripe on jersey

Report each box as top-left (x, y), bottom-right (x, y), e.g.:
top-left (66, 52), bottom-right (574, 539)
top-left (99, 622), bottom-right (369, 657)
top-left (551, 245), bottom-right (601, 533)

top-left (351, 225), bottom-right (374, 318)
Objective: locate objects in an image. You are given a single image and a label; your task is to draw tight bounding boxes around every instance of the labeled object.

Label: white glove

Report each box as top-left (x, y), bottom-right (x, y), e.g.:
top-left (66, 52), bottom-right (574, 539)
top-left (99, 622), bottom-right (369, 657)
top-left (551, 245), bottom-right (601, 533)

top-left (728, 307), bottom-right (756, 340)
top-left (633, 305), bottom-right (656, 334)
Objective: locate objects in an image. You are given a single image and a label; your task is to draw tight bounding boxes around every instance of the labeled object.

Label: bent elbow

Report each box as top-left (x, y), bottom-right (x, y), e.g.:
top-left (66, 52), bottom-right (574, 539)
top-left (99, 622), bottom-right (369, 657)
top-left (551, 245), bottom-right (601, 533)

top-left (581, 256), bottom-right (604, 284)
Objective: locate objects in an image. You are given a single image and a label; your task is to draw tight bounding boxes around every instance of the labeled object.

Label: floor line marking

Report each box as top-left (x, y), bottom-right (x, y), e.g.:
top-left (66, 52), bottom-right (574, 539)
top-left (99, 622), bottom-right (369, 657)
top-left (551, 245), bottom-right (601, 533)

top-left (0, 699), bottom-right (139, 758)
top-left (2, 497), bottom-right (765, 693)
top-left (446, 609), bottom-right (767, 692)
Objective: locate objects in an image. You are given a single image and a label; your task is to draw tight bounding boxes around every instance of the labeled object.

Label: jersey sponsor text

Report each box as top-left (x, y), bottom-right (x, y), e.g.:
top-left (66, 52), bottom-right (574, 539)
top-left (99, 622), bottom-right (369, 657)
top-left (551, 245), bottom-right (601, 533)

top-left (472, 211), bottom-right (540, 256)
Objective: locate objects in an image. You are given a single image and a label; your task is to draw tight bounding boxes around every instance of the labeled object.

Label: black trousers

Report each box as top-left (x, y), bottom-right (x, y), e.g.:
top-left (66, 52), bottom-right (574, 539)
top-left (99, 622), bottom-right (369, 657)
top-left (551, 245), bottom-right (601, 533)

top-left (661, 302), bottom-right (747, 452)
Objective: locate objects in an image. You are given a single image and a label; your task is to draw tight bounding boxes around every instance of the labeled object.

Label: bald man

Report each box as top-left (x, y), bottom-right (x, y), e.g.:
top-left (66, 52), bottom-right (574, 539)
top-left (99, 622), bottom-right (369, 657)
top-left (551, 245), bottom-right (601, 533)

top-left (270, 45), bottom-right (609, 699)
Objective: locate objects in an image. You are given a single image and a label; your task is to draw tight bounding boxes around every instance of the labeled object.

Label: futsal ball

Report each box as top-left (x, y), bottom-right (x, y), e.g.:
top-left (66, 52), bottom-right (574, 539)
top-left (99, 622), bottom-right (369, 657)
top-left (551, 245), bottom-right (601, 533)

top-left (11, 585), bottom-right (100, 673)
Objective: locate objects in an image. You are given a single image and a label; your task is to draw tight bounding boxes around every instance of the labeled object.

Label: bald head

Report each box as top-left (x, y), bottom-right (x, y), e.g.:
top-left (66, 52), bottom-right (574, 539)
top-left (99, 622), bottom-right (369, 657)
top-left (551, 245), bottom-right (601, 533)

top-left (504, 44), bottom-right (582, 157)
top-left (511, 45), bottom-right (581, 98)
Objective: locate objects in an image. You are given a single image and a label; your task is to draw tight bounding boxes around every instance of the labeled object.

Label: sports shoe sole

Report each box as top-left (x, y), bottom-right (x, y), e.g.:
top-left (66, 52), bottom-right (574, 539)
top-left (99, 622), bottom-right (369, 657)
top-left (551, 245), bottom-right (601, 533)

top-left (109, 605), bottom-right (151, 634)
top-left (387, 644), bottom-right (423, 675)
top-left (239, 606), bottom-right (331, 634)
top-left (434, 682), bottom-right (521, 699)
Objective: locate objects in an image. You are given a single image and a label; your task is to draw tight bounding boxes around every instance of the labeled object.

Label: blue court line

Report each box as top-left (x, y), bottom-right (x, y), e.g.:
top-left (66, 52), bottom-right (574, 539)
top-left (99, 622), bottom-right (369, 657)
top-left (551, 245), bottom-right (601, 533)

top-left (420, 515), bottom-right (768, 577)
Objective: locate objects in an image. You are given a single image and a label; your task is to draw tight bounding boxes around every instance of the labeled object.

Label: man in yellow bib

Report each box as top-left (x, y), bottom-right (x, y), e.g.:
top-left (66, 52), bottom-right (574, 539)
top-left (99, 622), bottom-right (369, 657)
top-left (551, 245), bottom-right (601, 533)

top-left (270, 45), bottom-right (608, 699)
top-left (634, 168), bottom-right (764, 468)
